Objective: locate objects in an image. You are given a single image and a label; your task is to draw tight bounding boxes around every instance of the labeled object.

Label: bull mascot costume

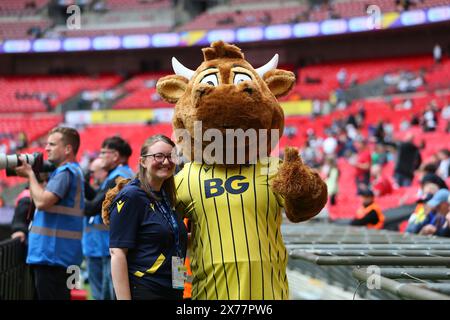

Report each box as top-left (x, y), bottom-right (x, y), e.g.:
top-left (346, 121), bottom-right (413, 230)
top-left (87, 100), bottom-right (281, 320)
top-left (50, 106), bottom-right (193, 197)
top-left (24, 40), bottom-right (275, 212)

top-left (105, 41), bottom-right (327, 300)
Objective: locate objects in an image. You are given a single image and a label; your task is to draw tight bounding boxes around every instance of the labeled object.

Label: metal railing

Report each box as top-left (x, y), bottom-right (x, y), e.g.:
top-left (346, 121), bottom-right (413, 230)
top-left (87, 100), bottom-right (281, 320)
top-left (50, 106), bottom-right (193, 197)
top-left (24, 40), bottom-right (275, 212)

top-left (284, 222), bottom-right (450, 300)
top-left (0, 238), bottom-right (34, 300)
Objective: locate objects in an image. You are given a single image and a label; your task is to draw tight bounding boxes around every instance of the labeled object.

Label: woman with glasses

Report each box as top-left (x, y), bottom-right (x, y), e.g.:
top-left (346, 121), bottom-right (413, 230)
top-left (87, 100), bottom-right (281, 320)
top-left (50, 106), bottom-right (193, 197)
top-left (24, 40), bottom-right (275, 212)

top-left (103, 134), bottom-right (188, 300)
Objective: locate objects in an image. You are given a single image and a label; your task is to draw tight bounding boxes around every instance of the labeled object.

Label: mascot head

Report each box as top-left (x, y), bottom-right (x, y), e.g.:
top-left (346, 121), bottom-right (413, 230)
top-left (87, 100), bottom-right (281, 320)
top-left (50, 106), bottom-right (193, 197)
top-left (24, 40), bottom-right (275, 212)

top-left (157, 41), bottom-right (295, 165)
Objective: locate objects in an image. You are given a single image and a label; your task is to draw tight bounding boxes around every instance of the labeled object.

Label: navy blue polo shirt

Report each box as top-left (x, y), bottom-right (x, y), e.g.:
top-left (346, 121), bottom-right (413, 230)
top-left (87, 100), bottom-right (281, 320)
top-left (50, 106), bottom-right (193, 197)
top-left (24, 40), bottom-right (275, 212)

top-left (109, 178), bottom-right (187, 291)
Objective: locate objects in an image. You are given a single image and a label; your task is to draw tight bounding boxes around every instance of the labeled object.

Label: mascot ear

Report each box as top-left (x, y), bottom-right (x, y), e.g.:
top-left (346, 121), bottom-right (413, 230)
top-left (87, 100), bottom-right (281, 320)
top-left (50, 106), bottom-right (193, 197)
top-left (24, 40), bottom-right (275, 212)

top-left (157, 75), bottom-right (189, 103)
top-left (263, 69), bottom-right (296, 98)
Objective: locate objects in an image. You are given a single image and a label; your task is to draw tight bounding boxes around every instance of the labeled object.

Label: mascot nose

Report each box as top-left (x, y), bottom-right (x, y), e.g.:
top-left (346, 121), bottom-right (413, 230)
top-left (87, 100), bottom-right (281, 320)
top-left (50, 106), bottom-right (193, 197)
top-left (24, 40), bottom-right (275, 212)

top-left (238, 82), bottom-right (255, 96)
top-left (243, 87), bottom-right (253, 95)
top-left (193, 86), bottom-right (214, 107)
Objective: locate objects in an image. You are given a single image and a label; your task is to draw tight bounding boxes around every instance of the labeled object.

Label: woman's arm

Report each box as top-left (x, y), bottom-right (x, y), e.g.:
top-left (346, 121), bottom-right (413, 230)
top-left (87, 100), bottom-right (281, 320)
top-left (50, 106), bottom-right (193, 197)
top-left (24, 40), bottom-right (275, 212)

top-left (110, 248), bottom-right (131, 300)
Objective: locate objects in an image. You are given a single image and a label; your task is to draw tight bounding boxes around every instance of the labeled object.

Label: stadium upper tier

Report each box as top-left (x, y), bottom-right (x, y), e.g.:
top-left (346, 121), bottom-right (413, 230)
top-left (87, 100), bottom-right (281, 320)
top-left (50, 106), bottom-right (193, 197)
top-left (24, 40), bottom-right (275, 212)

top-left (0, 74), bottom-right (122, 113)
top-left (0, 19), bottom-right (51, 40)
top-left (103, 0), bottom-right (171, 11)
top-left (0, 0), bottom-right (49, 16)
top-left (179, 0), bottom-right (449, 31)
top-left (0, 0), bottom-right (449, 40)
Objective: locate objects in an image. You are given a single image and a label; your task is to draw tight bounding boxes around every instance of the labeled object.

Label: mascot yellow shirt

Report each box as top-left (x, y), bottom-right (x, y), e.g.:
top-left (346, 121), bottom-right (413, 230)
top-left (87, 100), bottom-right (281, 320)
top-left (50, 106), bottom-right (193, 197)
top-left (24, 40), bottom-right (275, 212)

top-left (175, 158), bottom-right (289, 300)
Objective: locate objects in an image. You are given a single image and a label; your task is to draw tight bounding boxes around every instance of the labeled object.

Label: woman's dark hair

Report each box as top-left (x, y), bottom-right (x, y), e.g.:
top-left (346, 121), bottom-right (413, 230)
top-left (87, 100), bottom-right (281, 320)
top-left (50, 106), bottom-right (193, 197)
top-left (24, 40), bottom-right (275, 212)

top-left (138, 134), bottom-right (177, 207)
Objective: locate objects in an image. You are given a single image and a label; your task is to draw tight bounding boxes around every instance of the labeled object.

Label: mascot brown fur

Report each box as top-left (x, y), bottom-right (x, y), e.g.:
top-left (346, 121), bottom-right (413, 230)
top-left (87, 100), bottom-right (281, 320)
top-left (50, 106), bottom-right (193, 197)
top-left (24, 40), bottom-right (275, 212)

top-left (103, 41), bottom-right (327, 300)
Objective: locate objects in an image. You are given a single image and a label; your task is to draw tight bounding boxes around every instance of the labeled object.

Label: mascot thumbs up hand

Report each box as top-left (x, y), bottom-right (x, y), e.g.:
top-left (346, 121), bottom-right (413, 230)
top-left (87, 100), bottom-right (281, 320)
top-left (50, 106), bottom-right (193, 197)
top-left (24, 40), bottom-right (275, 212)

top-left (271, 147), bottom-right (328, 223)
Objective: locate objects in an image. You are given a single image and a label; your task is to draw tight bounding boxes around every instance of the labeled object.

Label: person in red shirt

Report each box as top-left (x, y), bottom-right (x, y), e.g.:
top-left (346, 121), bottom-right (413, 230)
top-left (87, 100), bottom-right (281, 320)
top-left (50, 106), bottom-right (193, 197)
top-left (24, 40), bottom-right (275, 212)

top-left (371, 164), bottom-right (393, 197)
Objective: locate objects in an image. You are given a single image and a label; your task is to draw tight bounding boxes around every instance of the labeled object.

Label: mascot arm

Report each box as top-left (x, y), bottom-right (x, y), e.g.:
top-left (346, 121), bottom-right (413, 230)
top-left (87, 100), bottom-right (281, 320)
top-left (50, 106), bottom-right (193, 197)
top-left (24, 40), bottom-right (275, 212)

top-left (270, 147), bottom-right (328, 223)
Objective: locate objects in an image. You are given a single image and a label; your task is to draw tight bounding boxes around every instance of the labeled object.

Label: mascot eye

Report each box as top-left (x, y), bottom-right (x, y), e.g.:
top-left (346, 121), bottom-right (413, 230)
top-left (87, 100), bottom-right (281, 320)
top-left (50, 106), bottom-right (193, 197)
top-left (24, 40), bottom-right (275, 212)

top-left (234, 73), bottom-right (252, 85)
top-left (200, 74), bottom-right (219, 86)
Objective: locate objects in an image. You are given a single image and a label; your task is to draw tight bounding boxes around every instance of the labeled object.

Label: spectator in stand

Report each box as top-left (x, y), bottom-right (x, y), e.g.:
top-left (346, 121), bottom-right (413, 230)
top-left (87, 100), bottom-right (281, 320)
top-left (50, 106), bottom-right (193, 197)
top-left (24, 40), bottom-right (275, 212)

top-left (383, 121), bottom-right (395, 143)
top-left (217, 15), bottom-right (235, 25)
top-left (422, 105), bottom-right (437, 132)
top-left (322, 157), bottom-right (339, 206)
top-left (351, 138), bottom-right (372, 194)
top-left (393, 133), bottom-right (421, 187)
top-left (336, 68), bottom-right (347, 88)
top-left (433, 44), bottom-right (442, 65)
top-left (349, 74), bottom-right (359, 87)
top-left (405, 183), bottom-right (439, 233)
top-left (336, 131), bottom-right (353, 157)
top-left (410, 113), bottom-right (420, 126)
top-left (351, 189), bottom-right (385, 229)
top-left (346, 113), bottom-right (359, 129)
top-left (373, 120), bottom-right (386, 143)
top-left (442, 200), bottom-right (450, 237)
top-left (357, 103), bottom-right (366, 122)
top-left (260, 11), bottom-right (272, 25)
top-left (17, 132), bottom-right (28, 150)
top-left (322, 130), bottom-right (338, 157)
top-left (418, 189), bottom-right (450, 237)
top-left (442, 99), bottom-right (450, 133)
top-left (371, 164), bottom-right (393, 197)
top-left (441, 100), bottom-right (450, 121)
top-left (346, 124), bottom-right (360, 142)
top-left (420, 163), bottom-right (448, 190)
top-left (400, 117), bottom-right (410, 131)
top-left (312, 99), bottom-right (322, 118)
top-left (436, 149), bottom-right (450, 180)
top-left (301, 140), bottom-right (319, 168)
top-left (284, 126), bottom-right (297, 139)
top-left (396, 0), bottom-right (415, 12)
top-left (25, 1), bottom-right (37, 9)
top-left (371, 143), bottom-right (388, 167)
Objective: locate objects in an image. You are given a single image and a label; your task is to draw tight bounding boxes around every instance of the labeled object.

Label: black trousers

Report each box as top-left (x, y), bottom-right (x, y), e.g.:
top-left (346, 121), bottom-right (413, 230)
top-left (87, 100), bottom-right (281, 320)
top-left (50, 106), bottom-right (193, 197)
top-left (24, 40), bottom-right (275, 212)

top-left (33, 265), bottom-right (71, 300)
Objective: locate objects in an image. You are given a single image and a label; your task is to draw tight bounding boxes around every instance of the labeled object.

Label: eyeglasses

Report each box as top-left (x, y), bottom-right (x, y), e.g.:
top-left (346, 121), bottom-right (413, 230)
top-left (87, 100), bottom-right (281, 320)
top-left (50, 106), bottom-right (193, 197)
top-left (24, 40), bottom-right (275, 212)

top-left (142, 152), bottom-right (176, 163)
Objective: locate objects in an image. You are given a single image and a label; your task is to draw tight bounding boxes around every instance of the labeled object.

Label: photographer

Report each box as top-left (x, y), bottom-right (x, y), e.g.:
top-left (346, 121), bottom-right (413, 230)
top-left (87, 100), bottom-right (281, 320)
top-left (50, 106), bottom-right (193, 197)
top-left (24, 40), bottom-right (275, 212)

top-left (82, 137), bottom-right (133, 300)
top-left (15, 127), bottom-right (84, 300)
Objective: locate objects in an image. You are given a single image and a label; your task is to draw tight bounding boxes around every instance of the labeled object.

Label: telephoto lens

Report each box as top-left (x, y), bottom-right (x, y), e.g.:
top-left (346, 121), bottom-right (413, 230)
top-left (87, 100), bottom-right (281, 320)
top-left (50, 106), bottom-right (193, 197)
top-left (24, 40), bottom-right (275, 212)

top-left (0, 153), bottom-right (36, 170)
top-left (0, 152), bottom-right (55, 180)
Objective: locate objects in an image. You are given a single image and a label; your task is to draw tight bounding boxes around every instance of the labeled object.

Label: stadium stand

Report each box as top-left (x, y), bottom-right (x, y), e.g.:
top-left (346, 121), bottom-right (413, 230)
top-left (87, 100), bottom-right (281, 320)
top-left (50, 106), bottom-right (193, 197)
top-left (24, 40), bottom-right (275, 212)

top-left (103, 0), bottom-right (171, 12)
top-left (0, 114), bottom-right (62, 144)
top-left (0, 0), bottom-right (49, 16)
top-left (0, 19), bottom-right (51, 40)
top-left (0, 75), bottom-right (122, 112)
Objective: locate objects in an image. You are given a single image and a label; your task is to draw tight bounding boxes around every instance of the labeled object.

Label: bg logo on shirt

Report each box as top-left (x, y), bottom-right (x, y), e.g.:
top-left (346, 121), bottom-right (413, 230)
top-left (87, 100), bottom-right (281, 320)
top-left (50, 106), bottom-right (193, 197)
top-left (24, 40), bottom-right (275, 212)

top-left (204, 175), bottom-right (249, 198)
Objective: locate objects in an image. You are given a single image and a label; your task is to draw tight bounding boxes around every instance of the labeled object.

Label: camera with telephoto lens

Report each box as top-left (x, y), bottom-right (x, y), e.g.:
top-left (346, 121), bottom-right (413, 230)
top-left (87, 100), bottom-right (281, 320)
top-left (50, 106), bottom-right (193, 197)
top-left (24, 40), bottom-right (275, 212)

top-left (0, 152), bottom-right (55, 180)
